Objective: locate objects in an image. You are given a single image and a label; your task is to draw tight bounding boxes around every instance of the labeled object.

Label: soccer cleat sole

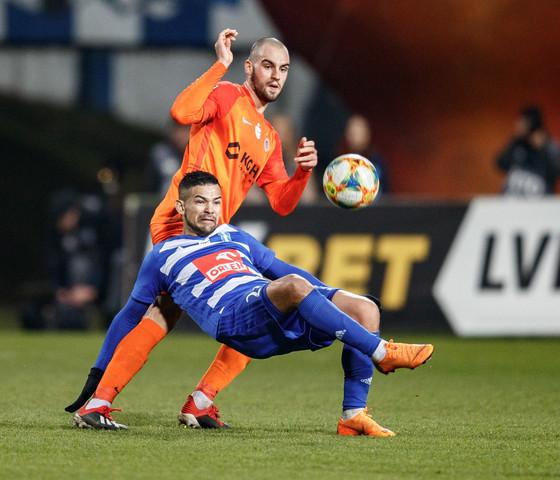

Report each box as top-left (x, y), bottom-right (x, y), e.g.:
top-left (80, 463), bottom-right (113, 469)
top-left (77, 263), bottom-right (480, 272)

top-left (177, 412), bottom-right (201, 428)
top-left (375, 345), bottom-right (434, 375)
top-left (338, 426), bottom-right (396, 437)
top-left (337, 409), bottom-right (396, 437)
top-left (72, 413), bottom-right (92, 429)
top-left (72, 412), bottom-right (128, 430)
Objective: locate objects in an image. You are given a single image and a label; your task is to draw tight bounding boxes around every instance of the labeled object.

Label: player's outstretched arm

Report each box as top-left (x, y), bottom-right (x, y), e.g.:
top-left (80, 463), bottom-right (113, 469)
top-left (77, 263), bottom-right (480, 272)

top-left (170, 29), bottom-right (237, 125)
top-left (262, 257), bottom-right (329, 289)
top-left (259, 136), bottom-right (317, 215)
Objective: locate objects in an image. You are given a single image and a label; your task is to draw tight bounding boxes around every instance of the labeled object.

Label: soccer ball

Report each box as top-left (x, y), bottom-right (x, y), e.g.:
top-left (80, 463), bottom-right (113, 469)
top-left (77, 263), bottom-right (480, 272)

top-left (322, 154), bottom-right (380, 209)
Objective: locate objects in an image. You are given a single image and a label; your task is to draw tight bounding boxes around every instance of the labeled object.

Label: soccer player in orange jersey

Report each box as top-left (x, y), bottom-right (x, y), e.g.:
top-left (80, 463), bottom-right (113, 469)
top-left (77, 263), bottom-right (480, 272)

top-left (66, 29), bottom-right (318, 427)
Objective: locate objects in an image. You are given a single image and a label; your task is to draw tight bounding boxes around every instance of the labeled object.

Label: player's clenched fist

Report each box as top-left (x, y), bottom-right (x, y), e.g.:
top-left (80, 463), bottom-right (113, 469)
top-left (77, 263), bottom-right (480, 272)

top-left (215, 28), bottom-right (238, 68)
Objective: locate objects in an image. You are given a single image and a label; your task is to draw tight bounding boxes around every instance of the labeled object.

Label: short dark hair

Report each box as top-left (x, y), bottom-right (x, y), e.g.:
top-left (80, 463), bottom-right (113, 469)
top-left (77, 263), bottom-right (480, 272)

top-left (521, 105), bottom-right (543, 133)
top-left (178, 171), bottom-right (220, 198)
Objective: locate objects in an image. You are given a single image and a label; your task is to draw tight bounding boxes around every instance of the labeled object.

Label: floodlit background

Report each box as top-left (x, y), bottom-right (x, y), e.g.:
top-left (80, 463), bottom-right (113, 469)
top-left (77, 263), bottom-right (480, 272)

top-left (1, 3), bottom-right (559, 478)
top-left (1, 0), bottom-right (559, 334)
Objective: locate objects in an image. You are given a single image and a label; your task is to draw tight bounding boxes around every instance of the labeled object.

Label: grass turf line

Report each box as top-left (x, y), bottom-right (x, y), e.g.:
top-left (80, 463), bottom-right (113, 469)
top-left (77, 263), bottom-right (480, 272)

top-left (0, 332), bottom-right (558, 479)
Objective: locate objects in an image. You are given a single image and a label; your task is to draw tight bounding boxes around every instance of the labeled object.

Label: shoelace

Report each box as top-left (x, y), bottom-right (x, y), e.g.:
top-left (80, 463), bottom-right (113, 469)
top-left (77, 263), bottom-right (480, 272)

top-left (208, 405), bottom-right (221, 419)
top-left (99, 406), bottom-right (122, 421)
top-left (360, 407), bottom-right (374, 421)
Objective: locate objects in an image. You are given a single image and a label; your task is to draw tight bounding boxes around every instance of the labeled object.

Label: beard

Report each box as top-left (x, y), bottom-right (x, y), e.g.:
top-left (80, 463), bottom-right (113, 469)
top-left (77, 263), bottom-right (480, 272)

top-left (185, 217), bottom-right (216, 237)
top-left (250, 70), bottom-right (282, 104)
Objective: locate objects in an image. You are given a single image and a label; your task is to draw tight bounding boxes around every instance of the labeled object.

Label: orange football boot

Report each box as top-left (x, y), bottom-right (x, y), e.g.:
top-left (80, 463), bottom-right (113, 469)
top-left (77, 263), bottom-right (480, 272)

top-left (337, 408), bottom-right (396, 437)
top-left (375, 340), bottom-right (434, 374)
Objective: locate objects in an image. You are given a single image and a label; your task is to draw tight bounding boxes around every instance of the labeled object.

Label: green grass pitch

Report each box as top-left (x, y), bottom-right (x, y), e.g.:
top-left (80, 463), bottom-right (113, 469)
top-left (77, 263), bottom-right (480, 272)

top-left (0, 331), bottom-right (558, 479)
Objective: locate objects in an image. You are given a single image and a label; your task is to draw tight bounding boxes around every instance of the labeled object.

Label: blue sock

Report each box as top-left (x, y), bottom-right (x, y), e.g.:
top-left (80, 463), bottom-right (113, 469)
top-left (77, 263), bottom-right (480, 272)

top-left (341, 344), bottom-right (375, 410)
top-left (297, 289), bottom-right (381, 357)
top-left (93, 297), bottom-right (148, 370)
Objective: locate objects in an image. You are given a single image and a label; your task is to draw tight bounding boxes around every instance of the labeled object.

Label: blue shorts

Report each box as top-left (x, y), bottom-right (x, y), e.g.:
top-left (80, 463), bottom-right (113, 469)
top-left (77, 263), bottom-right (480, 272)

top-left (216, 283), bottom-right (337, 359)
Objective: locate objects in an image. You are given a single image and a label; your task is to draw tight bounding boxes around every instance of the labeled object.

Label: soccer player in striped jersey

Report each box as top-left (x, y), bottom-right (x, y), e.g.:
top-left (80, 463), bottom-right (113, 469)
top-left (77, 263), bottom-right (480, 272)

top-left (66, 29), bottom-right (318, 426)
top-left (73, 172), bottom-right (434, 434)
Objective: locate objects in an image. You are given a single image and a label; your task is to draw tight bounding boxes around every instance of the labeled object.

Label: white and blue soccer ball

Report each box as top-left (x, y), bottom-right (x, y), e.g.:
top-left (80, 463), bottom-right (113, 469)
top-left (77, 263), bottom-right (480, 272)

top-left (322, 154), bottom-right (380, 209)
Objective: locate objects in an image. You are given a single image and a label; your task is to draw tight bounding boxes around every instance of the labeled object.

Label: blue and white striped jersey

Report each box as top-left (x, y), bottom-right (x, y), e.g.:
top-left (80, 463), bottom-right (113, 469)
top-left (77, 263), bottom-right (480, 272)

top-left (131, 224), bottom-right (276, 338)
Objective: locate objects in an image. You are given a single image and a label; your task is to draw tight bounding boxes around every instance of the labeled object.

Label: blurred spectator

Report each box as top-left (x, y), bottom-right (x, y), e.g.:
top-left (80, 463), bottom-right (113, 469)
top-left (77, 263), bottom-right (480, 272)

top-left (95, 164), bottom-right (125, 325)
top-left (337, 114), bottom-right (390, 195)
top-left (146, 121), bottom-right (190, 197)
top-left (48, 190), bottom-right (104, 329)
top-left (20, 189), bottom-right (113, 330)
top-left (270, 113), bottom-right (319, 204)
top-left (144, 122), bottom-right (190, 255)
top-left (243, 179), bottom-right (268, 206)
top-left (496, 105), bottom-right (560, 196)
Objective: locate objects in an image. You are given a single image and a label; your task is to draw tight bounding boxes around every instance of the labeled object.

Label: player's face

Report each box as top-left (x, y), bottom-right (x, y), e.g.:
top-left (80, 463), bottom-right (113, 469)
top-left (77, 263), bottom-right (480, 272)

top-left (178, 184), bottom-right (222, 237)
top-left (247, 45), bottom-right (290, 104)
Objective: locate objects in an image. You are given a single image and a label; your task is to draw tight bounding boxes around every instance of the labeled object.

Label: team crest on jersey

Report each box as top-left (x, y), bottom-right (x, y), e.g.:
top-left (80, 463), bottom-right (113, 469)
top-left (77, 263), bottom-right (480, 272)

top-left (264, 138), bottom-right (270, 152)
top-left (255, 123), bottom-right (261, 140)
top-left (245, 285), bottom-right (262, 303)
top-left (192, 249), bottom-right (251, 282)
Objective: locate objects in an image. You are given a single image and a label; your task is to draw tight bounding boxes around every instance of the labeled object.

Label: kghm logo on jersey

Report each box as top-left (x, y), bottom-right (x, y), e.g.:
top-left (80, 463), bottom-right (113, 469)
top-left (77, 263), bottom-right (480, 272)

top-left (193, 249), bottom-right (251, 282)
top-left (225, 142), bottom-right (262, 180)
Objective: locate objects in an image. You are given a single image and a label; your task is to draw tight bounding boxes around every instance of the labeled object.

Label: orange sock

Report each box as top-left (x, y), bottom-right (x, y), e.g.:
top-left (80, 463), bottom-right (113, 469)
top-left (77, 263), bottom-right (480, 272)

top-left (195, 344), bottom-right (251, 397)
top-left (95, 318), bottom-right (166, 403)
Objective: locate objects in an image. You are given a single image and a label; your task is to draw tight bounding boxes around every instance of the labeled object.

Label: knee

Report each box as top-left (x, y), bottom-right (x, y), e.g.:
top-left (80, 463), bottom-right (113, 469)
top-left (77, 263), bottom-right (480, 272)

top-left (267, 274), bottom-right (314, 312)
top-left (282, 274), bottom-right (313, 300)
top-left (352, 297), bottom-right (380, 332)
top-left (146, 296), bottom-right (182, 333)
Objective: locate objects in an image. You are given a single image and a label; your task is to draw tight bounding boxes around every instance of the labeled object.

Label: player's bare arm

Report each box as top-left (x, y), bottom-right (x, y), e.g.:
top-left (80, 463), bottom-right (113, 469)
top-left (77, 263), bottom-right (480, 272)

top-left (293, 137), bottom-right (318, 172)
top-left (215, 28), bottom-right (238, 68)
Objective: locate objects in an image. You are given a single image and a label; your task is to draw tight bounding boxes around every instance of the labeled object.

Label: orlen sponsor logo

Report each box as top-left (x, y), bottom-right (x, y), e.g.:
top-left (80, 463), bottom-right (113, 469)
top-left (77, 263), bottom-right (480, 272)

top-left (193, 250), bottom-right (251, 282)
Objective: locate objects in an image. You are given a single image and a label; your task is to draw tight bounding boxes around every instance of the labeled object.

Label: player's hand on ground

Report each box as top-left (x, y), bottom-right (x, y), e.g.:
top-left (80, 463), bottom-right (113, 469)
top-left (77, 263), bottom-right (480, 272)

top-left (64, 367), bottom-right (104, 413)
top-left (215, 28), bottom-right (238, 68)
top-left (294, 137), bottom-right (318, 171)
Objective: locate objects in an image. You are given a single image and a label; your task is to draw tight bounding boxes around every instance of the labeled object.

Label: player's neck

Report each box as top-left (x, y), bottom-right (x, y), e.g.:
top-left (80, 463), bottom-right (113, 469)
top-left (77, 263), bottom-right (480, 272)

top-left (243, 81), bottom-right (268, 115)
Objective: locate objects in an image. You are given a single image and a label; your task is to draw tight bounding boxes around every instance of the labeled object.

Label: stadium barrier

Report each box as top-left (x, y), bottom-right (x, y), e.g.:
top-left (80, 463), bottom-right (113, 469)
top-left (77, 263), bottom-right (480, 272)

top-left (123, 195), bottom-right (560, 336)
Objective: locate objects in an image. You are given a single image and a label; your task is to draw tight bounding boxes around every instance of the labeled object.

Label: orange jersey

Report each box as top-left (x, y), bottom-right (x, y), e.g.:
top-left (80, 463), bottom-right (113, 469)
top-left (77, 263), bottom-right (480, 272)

top-left (150, 61), bottom-right (312, 245)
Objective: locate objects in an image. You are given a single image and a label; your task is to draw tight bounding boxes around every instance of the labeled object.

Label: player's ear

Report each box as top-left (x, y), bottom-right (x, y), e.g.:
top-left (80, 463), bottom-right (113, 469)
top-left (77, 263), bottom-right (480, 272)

top-left (175, 199), bottom-right (185, 215)
top-left (244, 59), bottom-right (252, 75)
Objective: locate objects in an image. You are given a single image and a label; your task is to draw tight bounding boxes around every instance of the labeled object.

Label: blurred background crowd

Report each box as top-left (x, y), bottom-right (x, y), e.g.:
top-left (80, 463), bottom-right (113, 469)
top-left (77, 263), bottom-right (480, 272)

top-left (1, 0), bottom-right (559, 330)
